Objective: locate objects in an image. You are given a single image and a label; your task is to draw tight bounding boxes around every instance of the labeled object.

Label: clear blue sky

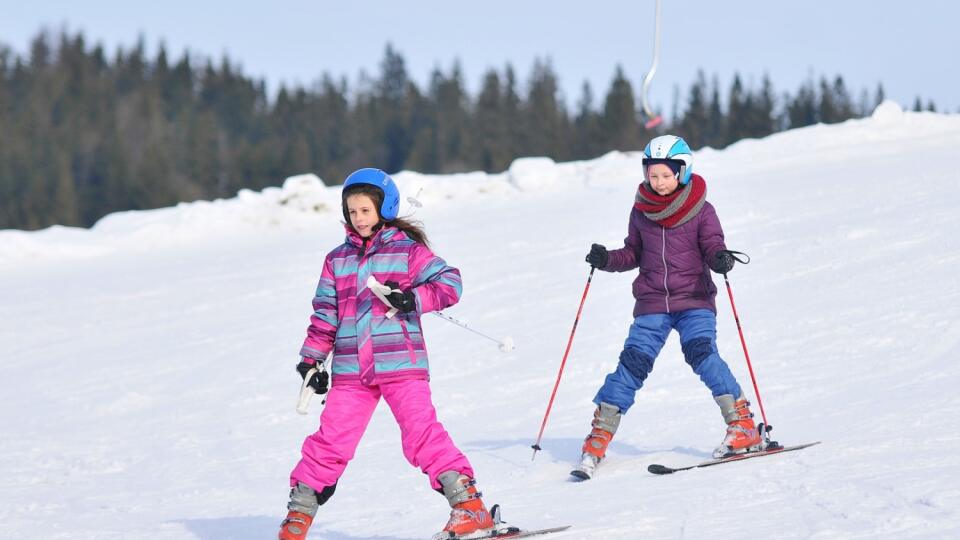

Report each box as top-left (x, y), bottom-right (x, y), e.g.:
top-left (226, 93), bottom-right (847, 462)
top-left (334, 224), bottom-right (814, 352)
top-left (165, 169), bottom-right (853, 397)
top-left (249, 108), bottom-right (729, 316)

top-left (2, 1), bottom-right (957, 117)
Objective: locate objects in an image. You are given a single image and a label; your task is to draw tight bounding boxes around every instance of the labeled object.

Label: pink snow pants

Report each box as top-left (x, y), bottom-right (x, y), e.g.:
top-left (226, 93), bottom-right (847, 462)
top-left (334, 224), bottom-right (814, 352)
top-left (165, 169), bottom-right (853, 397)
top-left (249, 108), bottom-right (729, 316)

top-left (290, 379), bottom-right (474, 492)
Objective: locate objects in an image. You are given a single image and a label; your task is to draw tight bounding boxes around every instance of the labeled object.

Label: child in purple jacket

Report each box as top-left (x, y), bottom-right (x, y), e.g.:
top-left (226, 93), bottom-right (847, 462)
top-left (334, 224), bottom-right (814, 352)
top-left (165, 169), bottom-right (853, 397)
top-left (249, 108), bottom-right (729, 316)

top-left (574, 135), bottom-right (762, 480)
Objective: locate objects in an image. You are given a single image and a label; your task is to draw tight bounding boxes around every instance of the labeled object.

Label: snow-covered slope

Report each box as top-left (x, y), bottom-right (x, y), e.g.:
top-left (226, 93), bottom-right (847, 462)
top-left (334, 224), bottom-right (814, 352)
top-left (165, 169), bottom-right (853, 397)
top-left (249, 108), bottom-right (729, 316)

top-left (2, 102), bottom-right (959, 539)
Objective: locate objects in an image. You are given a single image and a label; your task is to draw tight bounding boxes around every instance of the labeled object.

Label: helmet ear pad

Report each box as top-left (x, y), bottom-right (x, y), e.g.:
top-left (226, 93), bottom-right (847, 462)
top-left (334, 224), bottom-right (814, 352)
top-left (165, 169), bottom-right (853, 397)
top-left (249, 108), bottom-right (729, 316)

top-left (642, 158), bottom-right (688, 184)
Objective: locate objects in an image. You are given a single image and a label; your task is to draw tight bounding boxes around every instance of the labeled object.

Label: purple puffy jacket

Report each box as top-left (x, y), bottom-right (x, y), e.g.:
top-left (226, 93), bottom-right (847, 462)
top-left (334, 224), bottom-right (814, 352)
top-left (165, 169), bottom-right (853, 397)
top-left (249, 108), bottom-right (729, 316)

top-left (604, 200), bottom-right (727, 316)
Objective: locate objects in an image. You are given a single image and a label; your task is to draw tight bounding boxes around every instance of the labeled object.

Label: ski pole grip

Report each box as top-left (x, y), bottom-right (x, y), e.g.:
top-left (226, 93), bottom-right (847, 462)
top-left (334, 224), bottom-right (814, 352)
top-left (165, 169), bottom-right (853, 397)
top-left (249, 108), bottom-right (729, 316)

top-left (366, 276), bottom-right (400, 318)
top-left (296, 366), bottom-right (318, 415)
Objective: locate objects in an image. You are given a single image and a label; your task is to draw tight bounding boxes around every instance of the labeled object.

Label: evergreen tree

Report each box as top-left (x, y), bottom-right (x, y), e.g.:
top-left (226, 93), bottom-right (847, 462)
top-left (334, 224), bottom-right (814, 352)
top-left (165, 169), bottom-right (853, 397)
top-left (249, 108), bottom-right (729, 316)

top-left (677, 71), bottom-right (708, 149)
top-left (474, 69), bottom-right (511, 171)
top-left (572, 81), bottom-right (603, 159)
top-left (601, 65), bottom-right (641, 151)
top-left (523, 58), bottom-right (567, 159)
top-left (818, 76), bottom-right (838, 123)
top-left (725, 73), bottom-right (748, 144)
top-left (501, 64), bottom-right (523, 162)
top-left (831, 76), bottom-right (854, 122)
top-left (787, 78), bottom-right (818, 128)
top-left (312, 74), bottom-right (352, 183)
top-left (750, 74), bottom-right (777, 137)
top-left (377, 44), bottom-right (411, 173)
top-left (432, 62), bottom-right (472, 172)
top-left (874, 82), bottom-right (886, 108)
top-left (705, 75), bottom-right (724, 148)
top-left (404, 69), bottom-right (440, 173)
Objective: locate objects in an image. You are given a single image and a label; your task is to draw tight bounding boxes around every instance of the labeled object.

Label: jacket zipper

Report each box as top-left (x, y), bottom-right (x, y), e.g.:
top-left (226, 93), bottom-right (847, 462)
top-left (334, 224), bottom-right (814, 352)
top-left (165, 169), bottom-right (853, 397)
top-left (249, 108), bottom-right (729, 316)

top-left (661, 227), bottom-right (671, 312)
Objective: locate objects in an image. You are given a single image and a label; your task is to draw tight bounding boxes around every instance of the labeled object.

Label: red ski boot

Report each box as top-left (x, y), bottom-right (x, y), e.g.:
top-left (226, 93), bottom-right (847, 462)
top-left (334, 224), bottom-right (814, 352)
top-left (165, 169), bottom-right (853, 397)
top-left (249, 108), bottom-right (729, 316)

top-left (572, 402), bottom-right (621, 479)
top-left (278, 482), bottom-right (331, 540)
top-left (432, 472), bottom-right (495, 540)
top-left (714, 394), bottom-right (763, 458)
top-left (278, 511), bottom-right (313, 540)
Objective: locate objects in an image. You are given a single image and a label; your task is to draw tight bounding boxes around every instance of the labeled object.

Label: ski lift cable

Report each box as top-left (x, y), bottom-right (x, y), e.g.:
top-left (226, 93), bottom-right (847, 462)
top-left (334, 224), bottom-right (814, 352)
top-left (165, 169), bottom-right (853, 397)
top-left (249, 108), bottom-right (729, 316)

top-left (641, 0), bottom-right (663, 129)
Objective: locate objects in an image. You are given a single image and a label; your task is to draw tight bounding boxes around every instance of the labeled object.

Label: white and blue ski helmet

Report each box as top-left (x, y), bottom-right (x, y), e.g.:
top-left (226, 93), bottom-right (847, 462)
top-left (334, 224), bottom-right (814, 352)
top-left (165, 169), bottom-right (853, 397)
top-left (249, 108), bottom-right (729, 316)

top-left (342, 168), bottom-right (400, 220)
top-left (643, 135), bottom-right (694, 184)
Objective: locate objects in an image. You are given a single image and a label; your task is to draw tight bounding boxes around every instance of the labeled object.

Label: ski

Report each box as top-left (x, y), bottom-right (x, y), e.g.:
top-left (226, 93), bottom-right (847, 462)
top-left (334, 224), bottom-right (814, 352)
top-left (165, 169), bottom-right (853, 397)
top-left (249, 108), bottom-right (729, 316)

top-left (647, 441), bottom-right (821, 475)
top-left (432, 505), bottom-right (571, 539)
top-left (463, 525), bottom-right (573, 539)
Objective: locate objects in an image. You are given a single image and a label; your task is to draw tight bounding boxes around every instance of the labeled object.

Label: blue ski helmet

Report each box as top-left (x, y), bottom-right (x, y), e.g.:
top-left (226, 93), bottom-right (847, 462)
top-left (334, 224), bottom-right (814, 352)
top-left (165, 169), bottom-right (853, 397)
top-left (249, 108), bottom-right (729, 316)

top-left (643, 135), bottom-right (694, 184)
top-left (342, 168), bottom-right (400, 220)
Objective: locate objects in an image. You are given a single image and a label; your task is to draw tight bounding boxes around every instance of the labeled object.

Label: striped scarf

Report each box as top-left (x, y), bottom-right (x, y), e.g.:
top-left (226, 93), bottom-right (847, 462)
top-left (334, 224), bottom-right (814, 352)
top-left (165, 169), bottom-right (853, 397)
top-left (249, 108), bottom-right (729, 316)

top-left (634, 174), bottom-right (707, 228)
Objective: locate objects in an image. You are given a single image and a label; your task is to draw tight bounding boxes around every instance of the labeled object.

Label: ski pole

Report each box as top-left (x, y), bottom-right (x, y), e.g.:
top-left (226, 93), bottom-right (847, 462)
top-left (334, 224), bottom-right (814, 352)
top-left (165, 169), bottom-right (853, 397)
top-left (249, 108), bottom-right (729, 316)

top-left (720, 251), bottom-right (772, 439)
top-left (432, 311), bottom-right (515, 352)
top-left (531, 267), bottom-right (595, 461)
top-left (368, 275), bottom-right (514, 352)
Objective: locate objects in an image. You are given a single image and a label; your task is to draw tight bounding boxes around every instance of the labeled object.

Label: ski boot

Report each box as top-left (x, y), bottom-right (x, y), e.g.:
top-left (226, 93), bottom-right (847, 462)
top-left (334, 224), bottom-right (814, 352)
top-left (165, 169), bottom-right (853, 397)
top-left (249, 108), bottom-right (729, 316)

top-left (278, 481), bottom-right (335, 540)
top-left (571, 402), bottom-right (621, 480)
top-left (713, 394), bottom-right (764, 458)
top-left (432, 471), bottom-right (495, 540)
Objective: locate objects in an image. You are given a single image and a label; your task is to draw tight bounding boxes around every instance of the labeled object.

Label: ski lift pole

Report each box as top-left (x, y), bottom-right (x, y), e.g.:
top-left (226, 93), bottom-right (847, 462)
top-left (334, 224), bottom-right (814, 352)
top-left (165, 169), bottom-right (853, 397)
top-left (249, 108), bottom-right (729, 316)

top-left (531, 267), bottom-right (595, 460)
top-left (641, 0), bottom-right (663, 129)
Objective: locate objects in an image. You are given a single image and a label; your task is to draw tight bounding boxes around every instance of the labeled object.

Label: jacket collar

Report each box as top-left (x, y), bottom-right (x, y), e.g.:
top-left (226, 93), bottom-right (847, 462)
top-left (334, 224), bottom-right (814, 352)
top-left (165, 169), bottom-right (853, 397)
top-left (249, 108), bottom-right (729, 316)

top-left (344, 223), bottom-right (404, 254)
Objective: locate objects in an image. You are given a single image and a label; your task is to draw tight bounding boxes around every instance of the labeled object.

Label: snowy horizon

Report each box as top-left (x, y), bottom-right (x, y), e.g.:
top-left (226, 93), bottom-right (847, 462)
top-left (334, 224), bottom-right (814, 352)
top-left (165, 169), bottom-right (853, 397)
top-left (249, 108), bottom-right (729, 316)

top-left (2, 100), bottom-right (959, 539)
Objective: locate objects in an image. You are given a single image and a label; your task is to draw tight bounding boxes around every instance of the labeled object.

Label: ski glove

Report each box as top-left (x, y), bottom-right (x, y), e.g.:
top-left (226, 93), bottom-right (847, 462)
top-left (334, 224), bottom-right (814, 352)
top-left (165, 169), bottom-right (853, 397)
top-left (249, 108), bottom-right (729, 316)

top-left (710, 250), bottom-right (736, 274)
top-left (296, 360), bottom-right (329, 394)
top-left (383, 280), bottom-right (417, 313)
top-left (585, 244), bottom-right (609, 269)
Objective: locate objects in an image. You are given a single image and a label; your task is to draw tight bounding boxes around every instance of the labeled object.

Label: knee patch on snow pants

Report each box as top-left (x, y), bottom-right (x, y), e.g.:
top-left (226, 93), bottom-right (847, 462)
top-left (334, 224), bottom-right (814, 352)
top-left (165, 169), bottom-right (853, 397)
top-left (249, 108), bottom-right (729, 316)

top-left (620, 348), bottom-right (654, 384)
top-left (682, 337), bottom-right (714, 372)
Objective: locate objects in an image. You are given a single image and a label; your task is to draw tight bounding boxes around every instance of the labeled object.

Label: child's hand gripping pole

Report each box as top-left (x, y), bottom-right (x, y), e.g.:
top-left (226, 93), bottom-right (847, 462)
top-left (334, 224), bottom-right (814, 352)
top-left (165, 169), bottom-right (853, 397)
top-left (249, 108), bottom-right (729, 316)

top-left (366, 275), bottom-right (400, 318)
top-left (367, 276), bottom-right (515, 352)
top-left (296, 355), bottom-right (330, 415)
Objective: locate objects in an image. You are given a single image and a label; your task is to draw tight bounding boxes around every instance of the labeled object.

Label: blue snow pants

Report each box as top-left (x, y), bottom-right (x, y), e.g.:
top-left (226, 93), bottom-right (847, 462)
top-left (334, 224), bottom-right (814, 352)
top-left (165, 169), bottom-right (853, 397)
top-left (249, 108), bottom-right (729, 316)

top-left (593, 309), bottom-right (742, 414)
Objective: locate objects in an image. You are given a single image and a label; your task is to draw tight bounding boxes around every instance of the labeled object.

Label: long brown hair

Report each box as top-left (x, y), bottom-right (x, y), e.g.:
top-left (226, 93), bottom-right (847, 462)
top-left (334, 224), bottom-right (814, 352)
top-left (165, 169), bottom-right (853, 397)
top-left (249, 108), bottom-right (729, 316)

top-left (342, 184), bottom-right (429, 246)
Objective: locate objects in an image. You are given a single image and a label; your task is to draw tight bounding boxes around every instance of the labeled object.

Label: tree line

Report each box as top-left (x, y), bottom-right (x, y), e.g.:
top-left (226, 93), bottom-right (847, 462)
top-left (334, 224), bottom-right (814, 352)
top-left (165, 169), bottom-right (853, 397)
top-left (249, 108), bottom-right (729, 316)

top-left (0, 31), bottom-right (939, 230)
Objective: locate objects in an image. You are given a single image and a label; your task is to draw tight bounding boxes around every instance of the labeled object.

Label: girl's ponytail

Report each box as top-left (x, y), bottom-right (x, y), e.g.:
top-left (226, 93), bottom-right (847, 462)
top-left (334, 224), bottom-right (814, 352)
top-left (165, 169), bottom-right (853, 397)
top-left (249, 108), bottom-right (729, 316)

top-left (386, 217), bottom-right (429, 246)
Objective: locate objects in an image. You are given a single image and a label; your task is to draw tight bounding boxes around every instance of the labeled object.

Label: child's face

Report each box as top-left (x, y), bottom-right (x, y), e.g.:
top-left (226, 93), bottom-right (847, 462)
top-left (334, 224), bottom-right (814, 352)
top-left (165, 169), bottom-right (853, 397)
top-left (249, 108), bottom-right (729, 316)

top-left (647, 163), bottom-right (680, 196)
top-left (346, 193), bottom-right (380, 238)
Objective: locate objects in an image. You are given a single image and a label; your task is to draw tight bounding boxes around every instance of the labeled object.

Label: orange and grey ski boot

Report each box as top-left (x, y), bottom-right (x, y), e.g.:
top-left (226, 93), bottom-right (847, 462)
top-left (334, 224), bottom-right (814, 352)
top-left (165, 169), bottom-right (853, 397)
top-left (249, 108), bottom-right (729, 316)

top-left (571, 402), bottom-right (621, 480)
top-left (713, 394), bottom-right (764, 458)
top-left (279, 482), bottom-right (335, 540)
top-left (432, 471), bottom-right (495, 540)
top-left (278, 510), bottom-right (313, 540)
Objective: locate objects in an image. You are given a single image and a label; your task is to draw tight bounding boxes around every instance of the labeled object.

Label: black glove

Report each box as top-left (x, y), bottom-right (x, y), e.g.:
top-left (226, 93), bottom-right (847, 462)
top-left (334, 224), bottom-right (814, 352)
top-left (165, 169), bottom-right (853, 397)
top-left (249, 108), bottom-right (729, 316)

top-left (296, 360), bottom-right (329, 394)
top-left (710, 250), bottom-right (736, 274)
top-left (383, 280), bottom-right (417, 313)
top-left (585, 243), bottom-right (608, 269)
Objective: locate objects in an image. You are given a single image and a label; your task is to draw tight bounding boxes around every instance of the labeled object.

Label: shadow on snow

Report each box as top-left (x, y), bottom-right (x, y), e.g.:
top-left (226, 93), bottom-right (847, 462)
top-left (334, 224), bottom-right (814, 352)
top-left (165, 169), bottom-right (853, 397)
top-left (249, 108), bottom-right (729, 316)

top-left (177, 516), bottom-right (419, 540)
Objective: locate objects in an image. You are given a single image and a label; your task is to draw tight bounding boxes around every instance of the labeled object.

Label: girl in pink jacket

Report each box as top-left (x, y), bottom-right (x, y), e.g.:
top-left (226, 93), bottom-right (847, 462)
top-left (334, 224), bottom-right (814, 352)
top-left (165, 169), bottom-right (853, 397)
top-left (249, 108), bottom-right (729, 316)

top-left (278, 168), bottom-right (495, 540)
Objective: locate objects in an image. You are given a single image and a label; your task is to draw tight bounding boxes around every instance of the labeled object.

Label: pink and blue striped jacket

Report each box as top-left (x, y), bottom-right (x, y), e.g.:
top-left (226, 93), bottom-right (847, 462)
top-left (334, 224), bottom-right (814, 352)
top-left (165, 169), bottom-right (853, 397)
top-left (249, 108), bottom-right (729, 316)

top-left (299, 225), bottom-right (462, 386)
